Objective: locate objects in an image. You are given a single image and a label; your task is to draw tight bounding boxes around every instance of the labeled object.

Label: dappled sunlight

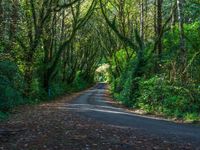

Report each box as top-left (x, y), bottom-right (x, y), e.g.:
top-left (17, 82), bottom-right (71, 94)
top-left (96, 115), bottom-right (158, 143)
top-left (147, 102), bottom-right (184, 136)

top-left (63, 104), bottom-right (123, 111)
top-left (66, 107), bottom-right (130, 115)
top-left (55, 103), bottom-right (174, 122)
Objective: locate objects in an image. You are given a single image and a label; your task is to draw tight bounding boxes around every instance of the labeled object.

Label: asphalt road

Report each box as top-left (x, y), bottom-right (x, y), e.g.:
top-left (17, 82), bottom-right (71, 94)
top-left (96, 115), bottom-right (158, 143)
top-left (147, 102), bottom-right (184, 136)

top-left (66, 83), bottom-right (200, 147)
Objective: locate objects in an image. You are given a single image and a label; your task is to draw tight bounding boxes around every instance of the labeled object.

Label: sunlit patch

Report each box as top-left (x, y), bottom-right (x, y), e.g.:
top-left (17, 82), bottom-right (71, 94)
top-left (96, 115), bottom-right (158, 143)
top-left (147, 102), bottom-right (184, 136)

top-left (57, 103), bottom-right (174, 122)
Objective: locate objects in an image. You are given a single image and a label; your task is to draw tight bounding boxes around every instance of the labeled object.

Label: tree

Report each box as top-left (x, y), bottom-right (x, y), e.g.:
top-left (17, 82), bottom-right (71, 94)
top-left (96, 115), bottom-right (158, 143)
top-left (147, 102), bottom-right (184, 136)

top-left (140, 0), bottom-right (144, 40)
top-left (41, 0), bottom-right (97, 92)
top-left (177, 0), bottom-right (187, 80)
top-left (156, 0), bottom-right (163, 67)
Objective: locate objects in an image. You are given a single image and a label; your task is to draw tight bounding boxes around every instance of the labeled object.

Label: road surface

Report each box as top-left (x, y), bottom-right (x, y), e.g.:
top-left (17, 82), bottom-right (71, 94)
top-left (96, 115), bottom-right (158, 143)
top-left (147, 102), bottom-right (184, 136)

top-left (64, 83), bottom-right (200, 147)
top-left (1, 83), bottom-right (200, 149)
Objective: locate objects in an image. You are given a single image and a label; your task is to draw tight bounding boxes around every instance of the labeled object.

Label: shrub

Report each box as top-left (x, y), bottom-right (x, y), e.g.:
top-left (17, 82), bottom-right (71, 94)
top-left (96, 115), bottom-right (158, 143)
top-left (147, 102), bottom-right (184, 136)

top-left (0, 60), bottom-right (24, 111)
top-left (72, 71), bottom-right (94, 91)
top-left (138, 76), bottom-right (200, 119)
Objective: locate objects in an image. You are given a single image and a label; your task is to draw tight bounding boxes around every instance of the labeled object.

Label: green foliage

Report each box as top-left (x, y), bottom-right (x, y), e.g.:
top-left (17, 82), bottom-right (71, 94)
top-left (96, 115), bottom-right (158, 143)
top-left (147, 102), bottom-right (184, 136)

top-left (109, 22), bottom-right (200, 121)
top-left (49, 82), bottom-right (67, 99)
top-left (0, 60), bottom-right (24, 111)
top-left (161, 22), bottom-right (200, 84)
top-left (28, 78), bottom-right (48, 104)
top-left (0, 111), bottom-right (9, 121)
top-left (114, 62), bottom-right (134, 106)
top-left (72, 71), bottom-right (94, 91)
top-left (184, 113), bottom-right (199, 122)
top-left (137, 76), bottom-right (200, 120)
top-left (118, 75), bottom-right (133, 107)
top-left (164, 22), bottom-right (200, 55)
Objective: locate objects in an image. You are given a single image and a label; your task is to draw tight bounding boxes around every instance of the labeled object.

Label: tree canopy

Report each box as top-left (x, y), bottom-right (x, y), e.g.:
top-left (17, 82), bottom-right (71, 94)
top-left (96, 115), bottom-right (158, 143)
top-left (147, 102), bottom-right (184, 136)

top-left (0, 0), bottom-right (200, 121)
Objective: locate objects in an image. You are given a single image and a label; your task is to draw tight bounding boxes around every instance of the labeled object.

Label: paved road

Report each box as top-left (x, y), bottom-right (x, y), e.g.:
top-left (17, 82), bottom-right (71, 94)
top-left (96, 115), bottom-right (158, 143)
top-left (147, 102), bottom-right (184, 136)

top-left (65, 83), bottom-right (200, 146)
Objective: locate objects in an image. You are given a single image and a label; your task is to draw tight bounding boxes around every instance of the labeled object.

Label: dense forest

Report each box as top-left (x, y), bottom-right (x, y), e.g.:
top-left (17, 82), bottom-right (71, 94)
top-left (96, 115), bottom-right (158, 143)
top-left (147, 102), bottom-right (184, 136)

top-left (0, 0), bottom-right (199, 121)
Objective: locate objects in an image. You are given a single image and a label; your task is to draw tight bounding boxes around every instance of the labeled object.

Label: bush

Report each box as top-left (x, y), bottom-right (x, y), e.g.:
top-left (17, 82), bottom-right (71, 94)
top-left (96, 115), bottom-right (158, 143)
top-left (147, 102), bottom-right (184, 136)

top-left (0, 111), bottom-right (9, 121)
top-left (118, 75), bottom-right (133, 107)
top-left (72, 71), bottom-right (93, 91)
top-left (0, 60), bottom-right (24, 111)
top-left (50, 82), bottom-right (67, 98)
top-left (137, 76), bottom-right (200, 120)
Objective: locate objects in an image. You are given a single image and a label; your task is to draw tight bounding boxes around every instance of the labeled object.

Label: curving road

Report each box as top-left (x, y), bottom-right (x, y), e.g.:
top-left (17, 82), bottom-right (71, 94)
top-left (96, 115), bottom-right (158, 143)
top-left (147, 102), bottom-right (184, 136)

top-left (65, 83), bottom-right (200, 147)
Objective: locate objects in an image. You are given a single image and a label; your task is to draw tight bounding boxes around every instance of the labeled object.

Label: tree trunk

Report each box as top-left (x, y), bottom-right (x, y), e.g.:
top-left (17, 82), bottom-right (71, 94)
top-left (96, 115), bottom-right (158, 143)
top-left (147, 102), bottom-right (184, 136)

top-left (140, 0), bottom-right (144, 40)
top-left (156, 0), bottom-right (163, 62)
top-left (153, 0), bottom-right (163, 73)
top-left (24, 52), bottom-right (34, 96)
top-left (144, 0), bottom-right (148, 40)
top-left (0, 0), bottom-right (3, 41)
top-left (10, 0), bottom-right (18, 38)
top-left (7, 0), bottom-right (19, 54)
top-left (154, 0), bottom-right (157, 35)
top-left (177, 0), bottom-right (187, 80)
top-left (171, 1), bottom-right (177, 30)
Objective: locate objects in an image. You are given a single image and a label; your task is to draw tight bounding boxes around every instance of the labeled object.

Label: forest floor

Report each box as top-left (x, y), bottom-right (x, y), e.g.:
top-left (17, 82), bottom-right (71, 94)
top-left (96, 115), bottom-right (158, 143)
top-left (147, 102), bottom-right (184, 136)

top-left (0, 84), bottom-right (200, 150)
